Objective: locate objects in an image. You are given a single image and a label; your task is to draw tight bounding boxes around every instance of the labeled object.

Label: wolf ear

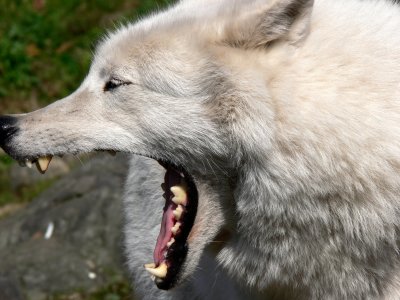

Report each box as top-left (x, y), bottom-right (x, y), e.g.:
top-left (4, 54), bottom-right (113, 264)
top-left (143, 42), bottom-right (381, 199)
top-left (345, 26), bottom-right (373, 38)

top-left (223, 0), bottom-right (314, 48)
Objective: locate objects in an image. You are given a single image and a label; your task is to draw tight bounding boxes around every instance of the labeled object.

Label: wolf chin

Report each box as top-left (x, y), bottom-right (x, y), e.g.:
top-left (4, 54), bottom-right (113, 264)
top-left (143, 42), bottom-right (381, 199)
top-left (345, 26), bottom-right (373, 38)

top-left (1, 0), bottom-right (400, 298)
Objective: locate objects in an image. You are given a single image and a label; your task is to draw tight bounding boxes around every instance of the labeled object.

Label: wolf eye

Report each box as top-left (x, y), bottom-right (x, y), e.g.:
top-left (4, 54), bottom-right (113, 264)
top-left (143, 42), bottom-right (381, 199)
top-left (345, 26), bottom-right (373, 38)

top-left (104, 78), bottom-right (131, 92)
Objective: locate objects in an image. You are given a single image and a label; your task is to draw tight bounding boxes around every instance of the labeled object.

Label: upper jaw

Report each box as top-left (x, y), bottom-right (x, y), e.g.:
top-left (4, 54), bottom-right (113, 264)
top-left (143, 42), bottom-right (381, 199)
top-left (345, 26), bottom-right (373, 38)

top-left (2, 131), bottom-right (230, 290)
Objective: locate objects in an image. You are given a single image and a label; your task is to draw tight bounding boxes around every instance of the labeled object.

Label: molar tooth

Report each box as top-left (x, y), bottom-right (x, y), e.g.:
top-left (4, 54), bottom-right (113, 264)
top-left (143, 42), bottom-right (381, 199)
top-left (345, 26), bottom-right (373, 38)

top-left (145, 262), bottom-right (168, 279)
top-left (171, 222), bottom-right (181, 235)
top-left (173, 205), bottom-right (183, 220)
top-left (36, 156), bottom-right (53, 174)
top-left (170, 186), bottom-right (187, 205)
top-left (167, 238), bottom-right (175, 247)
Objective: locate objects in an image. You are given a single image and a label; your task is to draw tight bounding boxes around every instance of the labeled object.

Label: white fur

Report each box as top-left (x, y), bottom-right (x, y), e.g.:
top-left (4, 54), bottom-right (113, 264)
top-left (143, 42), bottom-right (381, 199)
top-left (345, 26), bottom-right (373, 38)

top-left (2, 0), bottom-right (400, 299)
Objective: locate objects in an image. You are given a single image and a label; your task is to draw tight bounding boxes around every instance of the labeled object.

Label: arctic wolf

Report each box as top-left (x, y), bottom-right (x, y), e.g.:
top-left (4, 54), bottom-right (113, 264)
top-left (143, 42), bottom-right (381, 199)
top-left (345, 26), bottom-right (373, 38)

top-left (1, 0), bottom-right (400, 298)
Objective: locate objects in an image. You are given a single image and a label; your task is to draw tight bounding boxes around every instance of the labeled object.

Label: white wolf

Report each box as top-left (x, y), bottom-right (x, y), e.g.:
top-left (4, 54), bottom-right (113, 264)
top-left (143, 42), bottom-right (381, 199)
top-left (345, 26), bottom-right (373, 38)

top-left (1, 0), bottom-right (400, 298)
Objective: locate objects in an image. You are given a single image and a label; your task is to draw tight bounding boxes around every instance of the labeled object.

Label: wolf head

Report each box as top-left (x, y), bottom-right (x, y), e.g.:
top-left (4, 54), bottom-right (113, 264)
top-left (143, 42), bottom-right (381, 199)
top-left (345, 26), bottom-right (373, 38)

top-left (0, 0), bottom-right (315, 292)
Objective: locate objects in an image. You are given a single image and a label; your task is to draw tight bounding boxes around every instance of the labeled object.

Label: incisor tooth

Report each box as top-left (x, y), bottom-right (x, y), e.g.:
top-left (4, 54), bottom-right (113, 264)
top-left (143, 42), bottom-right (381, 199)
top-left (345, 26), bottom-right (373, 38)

top-left (171, 222), bottom-right (181, 235)
top-left (173, 205), bottom-right (183, 220)
top-left (36, 156), bottom-right (53, 174)
top-left (145, 262), bottom-right (168, 278)
top-left (26, 160), bottom-right (33, 169)
top-left (170, 186), bottom-right (187, 205)
top-left (167, 238), bottom-right (175, 247)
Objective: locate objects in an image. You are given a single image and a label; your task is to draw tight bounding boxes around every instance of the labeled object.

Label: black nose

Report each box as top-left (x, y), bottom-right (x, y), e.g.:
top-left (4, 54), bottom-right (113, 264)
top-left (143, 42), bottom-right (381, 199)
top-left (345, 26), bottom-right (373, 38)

top-left (0, 115), bottom-right (19, 147)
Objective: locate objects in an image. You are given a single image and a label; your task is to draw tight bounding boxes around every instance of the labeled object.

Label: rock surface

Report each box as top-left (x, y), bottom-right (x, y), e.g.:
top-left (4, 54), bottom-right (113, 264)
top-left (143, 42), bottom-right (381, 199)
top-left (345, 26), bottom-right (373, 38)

top-left (0, 153), bottom-right (130, 300)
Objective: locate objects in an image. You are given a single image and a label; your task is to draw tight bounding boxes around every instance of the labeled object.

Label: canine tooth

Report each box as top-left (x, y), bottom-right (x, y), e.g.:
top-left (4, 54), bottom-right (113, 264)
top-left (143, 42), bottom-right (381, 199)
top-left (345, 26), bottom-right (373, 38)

top-left (173, 205), bottom-right (183, 220)
top-left (170, 186), bottom-right (187, 205)
top-left (167, 238), bottom-right (175, 247)
top-left (144, 263), bottom-right (156, 269)
top-left (145, 262), bottom-right (168, 278)
top-left (36, 156), bottom-right (53, 174)
top-left (171, 222), bottom-right (181, 235)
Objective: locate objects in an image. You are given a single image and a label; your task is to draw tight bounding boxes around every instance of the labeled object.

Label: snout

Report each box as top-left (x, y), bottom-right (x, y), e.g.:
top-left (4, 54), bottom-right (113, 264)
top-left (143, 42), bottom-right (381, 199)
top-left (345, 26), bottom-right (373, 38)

top-left (0, 115), bottom-right (19, 151)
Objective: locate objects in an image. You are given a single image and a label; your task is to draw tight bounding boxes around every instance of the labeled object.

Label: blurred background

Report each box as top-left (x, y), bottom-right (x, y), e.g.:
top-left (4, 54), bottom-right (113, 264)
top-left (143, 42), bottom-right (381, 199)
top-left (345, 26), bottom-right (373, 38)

top-left (0, 1), bottom-right (172, 299)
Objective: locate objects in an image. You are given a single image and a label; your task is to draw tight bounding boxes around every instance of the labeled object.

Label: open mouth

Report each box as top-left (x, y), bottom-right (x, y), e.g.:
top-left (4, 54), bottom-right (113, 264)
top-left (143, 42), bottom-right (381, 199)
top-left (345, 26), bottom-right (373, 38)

top-left (145, 160), bottom-right (198, 290)
top-left (16, 153), bottom-right (198, 290)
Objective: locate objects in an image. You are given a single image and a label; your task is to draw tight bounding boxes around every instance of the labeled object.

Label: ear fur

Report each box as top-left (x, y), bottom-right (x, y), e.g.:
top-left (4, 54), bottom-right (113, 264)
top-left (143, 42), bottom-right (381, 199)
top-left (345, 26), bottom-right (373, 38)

top-left (224, 0), bottom-right (314, 48)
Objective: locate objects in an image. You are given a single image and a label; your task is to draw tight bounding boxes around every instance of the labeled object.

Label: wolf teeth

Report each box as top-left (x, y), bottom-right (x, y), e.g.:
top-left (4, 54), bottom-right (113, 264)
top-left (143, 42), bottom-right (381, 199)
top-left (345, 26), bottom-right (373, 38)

top-left (170, 186), bottom-right (187, 205)
top-left (145, 262), bottom-right (168, 278)
top-left (171, 222), bottom-right (181, 235)
top-left (26, 160), bottom-right (33, 169)
top-left (167, 238), bottom-right (175, 247)
top-left (36, 156), bottom-right (53, 174)
top-left (173, 205), bottom-right (183, 220)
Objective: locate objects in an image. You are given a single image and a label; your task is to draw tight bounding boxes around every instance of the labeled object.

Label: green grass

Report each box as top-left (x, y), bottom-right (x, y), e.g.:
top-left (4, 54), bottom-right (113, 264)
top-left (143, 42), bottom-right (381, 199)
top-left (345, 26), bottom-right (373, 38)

top-left (0, 0), bottom-right (173, 113)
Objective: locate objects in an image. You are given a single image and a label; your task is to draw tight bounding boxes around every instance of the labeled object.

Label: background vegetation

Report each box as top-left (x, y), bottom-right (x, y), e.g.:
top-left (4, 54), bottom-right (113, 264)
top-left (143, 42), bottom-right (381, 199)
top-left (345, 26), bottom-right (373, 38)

top-left (0, 1), bottom-right (172, 299)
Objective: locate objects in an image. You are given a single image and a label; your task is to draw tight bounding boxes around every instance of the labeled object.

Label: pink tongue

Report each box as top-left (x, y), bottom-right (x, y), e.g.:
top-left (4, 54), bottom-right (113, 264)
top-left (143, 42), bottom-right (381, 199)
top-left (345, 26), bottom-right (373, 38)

top-left (153, 167), bottom-right (181, 266)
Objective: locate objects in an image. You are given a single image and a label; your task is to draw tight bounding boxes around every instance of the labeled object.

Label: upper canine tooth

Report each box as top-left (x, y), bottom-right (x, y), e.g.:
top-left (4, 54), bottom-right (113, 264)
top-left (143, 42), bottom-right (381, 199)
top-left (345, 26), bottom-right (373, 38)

top-left (36, 156), bottom-right (53, 174)
top-left (170, 186), bottom-right (187, 205)
top-left (145, 262), bottom-right (168, 279)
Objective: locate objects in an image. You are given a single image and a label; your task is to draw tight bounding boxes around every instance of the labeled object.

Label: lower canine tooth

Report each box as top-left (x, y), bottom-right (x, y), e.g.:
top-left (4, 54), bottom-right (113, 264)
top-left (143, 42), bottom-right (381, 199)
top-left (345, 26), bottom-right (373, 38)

top-left (36, 156), bottom-right (53, 174)
top-left (145, 262), bottom-right (168, 278)
top-left (144, 263), bottom-right (156, 269)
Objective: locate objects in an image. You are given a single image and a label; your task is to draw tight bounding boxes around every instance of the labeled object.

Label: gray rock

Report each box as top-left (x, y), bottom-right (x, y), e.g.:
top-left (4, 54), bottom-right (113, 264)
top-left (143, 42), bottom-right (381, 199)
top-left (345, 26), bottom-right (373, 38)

top-left (0, 153), bottom-right (130, 299)
top-left (0, 275), bottom-right (25, 300)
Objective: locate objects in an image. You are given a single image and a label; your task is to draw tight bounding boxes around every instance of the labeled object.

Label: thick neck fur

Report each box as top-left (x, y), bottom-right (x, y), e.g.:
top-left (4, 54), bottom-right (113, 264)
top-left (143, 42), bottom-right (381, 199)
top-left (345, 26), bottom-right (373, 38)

top-left (212, 4), bottom-right (400, 298)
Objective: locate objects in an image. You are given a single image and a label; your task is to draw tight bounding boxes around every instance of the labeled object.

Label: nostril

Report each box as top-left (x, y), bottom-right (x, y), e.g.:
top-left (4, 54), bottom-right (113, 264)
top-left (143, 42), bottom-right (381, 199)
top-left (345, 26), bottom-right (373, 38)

top-left (0, 115), bottom-right (19, 146)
